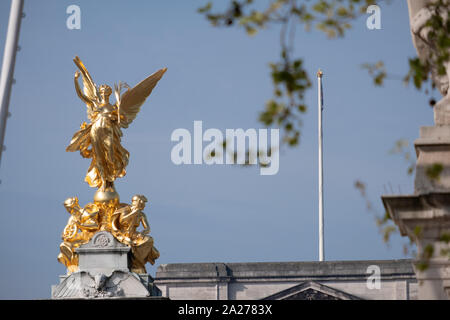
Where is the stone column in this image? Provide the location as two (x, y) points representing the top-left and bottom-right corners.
(382, 0), (450, 300)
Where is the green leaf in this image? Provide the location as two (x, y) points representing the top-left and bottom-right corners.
(245, 25), (258, 36)
(198, 2), (212, 13)
(426, 163), (444, 181)
(413, 226), (423, 238)
(440, 233), (450, 243)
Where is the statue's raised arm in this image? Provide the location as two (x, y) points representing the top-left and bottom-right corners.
(73, 56), (100, 121)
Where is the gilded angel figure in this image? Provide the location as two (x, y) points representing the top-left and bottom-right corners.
(66, 57), (166, 194)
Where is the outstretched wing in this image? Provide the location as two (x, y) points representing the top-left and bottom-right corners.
(74, 56), (99, 120)
(118, 68), (167, 128)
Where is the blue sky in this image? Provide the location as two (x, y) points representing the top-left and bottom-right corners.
(0, 0), (434, 299)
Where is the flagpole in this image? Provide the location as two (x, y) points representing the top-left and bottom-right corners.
(0, 0), (24, 168)
(317, 69), (324, 262)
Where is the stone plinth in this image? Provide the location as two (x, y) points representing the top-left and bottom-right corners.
(382, 194), (450, 299)
(382, 123), (450, 299)
(415, 126), (450, 194)
(76, 231), (130, 275)
(383, 0), (450, 295)
(51, 231), (162, 299)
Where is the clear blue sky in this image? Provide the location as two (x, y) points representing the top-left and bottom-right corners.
(0, 0), (434, 299)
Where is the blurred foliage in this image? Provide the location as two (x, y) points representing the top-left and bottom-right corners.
(354, 178), (421, 258)
(354, 180), (400, 245)
(389, 139), (415, 176)
(366, 1), (450, 92)
(439, 233), (450, 259)
(198, 0), (377, 147)
(362, 61), (386, 86)
(404, 0), (450, 90)
(416, 244), (435, 271)
(355, 138), (448, 269)
(425, 163), (444, 181)
(199, 0), (450, 268)
(441, 233), (450, 243)
(198, 0), (449, 145)
(353, 139), (417, 255)
(205, 140), (275, 167)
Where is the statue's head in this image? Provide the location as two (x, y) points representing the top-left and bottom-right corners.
(64, 197), (80, 213)
(99, 84), (112, 100)
(132, 195), (148, 210)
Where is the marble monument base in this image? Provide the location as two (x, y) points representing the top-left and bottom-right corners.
(382, 123), (450, 300)
(51, 231), (163, 299)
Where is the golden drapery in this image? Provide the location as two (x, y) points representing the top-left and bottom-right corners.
(66, 111), (130, 188)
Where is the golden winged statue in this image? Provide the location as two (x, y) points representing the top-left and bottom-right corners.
(58, 57), (165, 274)
(67, 56), (166, 200)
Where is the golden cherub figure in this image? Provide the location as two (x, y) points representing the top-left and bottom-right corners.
(67, 56), (166, 201)
(58, 197), (100, 273)
(111, 195), (160, 273)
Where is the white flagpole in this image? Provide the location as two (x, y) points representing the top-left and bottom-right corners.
(317, 69), (324, 262)
(0, 0), (24, 168)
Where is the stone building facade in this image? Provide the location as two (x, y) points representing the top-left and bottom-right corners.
(154, 259), (417, 300)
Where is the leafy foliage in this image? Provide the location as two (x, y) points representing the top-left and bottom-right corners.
(198, 0), (449, 145)
(362, 61), (387, 86)
(416, 244), (435, 271)
(365, 1), (450, 92)
(404, 0), (450, 90)
(389, 139), (415, 176)
(426, 163), (444, 181)
(353, 139), (417, 255)
(354, 180), (400, 245)
(199, 0), (450, 268)
(199, 0), (378, 147)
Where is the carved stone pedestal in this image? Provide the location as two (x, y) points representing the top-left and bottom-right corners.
(382, 193), (450, 299)
(383, 124), (450, 299)
(51, 231), (162, 299)
(381, 0), (450, 300)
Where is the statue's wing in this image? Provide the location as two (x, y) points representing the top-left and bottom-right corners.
(118, 68), (167, 128)
(73, 56), (99, 120)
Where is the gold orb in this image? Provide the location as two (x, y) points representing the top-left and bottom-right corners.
(94, 186), (120, 203)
